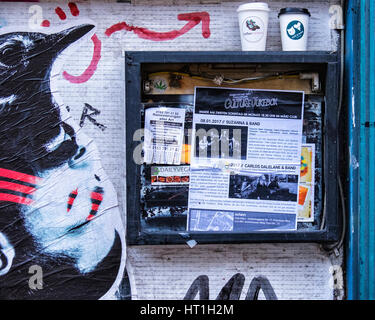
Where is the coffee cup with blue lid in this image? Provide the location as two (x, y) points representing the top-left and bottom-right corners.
(278, 7), (311, 51)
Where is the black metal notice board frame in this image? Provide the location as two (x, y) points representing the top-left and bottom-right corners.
(125, 51), (340, 245)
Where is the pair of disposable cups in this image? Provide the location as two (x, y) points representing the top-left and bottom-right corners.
(237, 3), (311, 51)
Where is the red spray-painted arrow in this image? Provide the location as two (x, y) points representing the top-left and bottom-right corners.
(105, 11), (210, 41)
(62, 34), (101, 84)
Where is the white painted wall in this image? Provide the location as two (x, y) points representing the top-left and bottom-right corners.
(0, 0), (344, 299)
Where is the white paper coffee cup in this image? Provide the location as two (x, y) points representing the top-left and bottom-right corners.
(237, 2), (270, 51)
(278, 8), (311, 51)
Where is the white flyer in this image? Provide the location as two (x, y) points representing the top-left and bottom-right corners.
(187, 87), (305, 232)
(144, 107), (185, 165)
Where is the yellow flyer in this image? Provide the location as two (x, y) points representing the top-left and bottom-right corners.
(300, 144), (314, 184)
(298, 144), (315, 222)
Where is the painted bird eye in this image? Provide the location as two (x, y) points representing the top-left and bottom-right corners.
(0, 43), (24, 67)
(1, 47), (13, 55)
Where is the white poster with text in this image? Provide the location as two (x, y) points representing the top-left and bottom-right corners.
(188, 87), (304, 232)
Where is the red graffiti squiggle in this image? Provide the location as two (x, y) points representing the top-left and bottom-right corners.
(105, 11), (211, 41)
(62, 34), (101, 84)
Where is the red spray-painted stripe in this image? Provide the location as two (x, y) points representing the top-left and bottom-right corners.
(90, 191), (103, 202)
(0, 168), (41, 184)
(68, 2), (80, 16)
(0, 193), (34, 206)
(55, 7), (67, 20)
(91, 203), (100, 212)
(86, 188), (103, 220)
(105, 22), (132, 37)
(67, 197), (76, 206)
(86, 214), (95, 221)
(105, 12), (210, 41)
(67, 189), (78, 212)
(0, 181), (36, 194)
(62, 34), (101, 84)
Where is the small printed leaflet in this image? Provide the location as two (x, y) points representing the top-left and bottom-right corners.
(144, 107), (186, 165)
(297, 144), (315, 222)
(151, 165), (190, 185)
(187, 87), (305, 232)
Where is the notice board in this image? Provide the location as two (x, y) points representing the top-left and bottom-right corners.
(125, 51), (341, 245)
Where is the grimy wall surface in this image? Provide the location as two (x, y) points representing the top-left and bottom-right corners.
(0, 0), (344, 299)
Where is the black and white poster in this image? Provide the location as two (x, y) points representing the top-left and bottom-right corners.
(188, 87), (304, 232)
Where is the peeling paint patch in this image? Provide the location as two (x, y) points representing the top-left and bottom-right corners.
(0, 17), (7, 28)
(351, 87), (355, 128)
(350, 149), (359, 170)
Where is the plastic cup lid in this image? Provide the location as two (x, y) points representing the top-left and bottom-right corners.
(278, 7), (311, 17)
(237, 2), (270, 13)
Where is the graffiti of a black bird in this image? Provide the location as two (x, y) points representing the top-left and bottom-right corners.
(0, 25), (125, 299)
